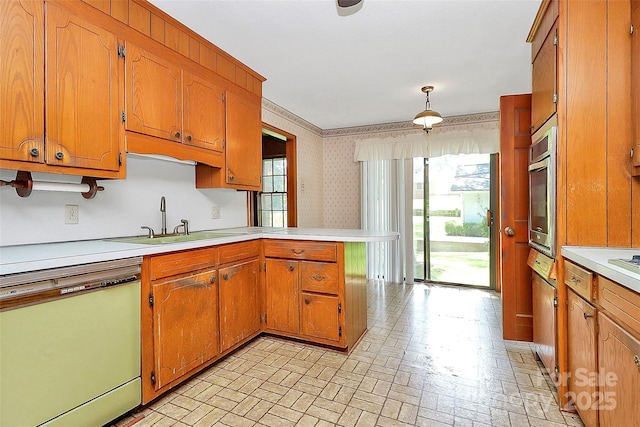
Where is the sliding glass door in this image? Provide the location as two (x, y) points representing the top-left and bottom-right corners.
(412, 154), (495, 288)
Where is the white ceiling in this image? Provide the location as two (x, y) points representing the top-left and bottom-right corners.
(149, 0), (540, 130)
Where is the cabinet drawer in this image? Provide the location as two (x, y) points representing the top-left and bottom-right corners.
(564, 260), (594, 302)
(148, 248), (217, 281)
(598, 276), (640, 336)
(218, 240), (260, 265)
(264, 240), (338, 262)
(300, 262), (339, 294)
(527, 249), (556, 282)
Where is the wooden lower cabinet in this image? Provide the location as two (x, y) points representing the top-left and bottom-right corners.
(141, 239), (367, 404)
(152, 270), (218, 389)
(219, 258), (260, 352)
(265, 259), (299, 334)
(532, 272), (557, 381)
(598, 312), (640, 427)
(300, 292), (340, 342)
(263, 240), (367, 351)
(567, 289), (597, 427)
(142, 248), (218, 403)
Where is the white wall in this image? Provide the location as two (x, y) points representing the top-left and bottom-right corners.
(0, 155), (248, 246)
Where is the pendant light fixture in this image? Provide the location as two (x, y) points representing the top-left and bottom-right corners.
(413, 85), (443, 133)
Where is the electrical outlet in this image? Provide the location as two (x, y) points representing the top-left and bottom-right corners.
(65, 205), (79, 224)
(212, 206), (221, 219)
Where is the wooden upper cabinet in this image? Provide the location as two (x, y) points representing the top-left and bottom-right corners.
(45, 2), (122, 171)
(0, 0), (44, 163)
(152, 270), (219, 390)
(225, 91), (262, 190)
(632, 0), (640, 171)
(528, 0), (558, 134)
(183, 71), (224, 152)
(126, 42), (182, 142)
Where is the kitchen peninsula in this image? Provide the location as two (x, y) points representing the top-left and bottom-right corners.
(0, 227), (398, 425)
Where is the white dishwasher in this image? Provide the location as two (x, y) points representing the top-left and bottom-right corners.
(0, 258), (142, 427)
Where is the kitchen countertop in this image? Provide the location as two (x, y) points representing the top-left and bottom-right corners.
(0, 227), (399, 276)
(562, 246), (640, 294)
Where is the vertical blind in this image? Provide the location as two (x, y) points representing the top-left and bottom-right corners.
(361, 159), (413, 283)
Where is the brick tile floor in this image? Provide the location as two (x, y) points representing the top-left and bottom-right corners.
(115, 282), (585, 427)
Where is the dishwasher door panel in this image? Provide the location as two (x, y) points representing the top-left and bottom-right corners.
(0, 281), (141, 426)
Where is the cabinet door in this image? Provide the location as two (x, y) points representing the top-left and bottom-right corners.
(46, 2), (121, 171)
(598, 313), (640, 427)
(126, 42), (182, 142)
(300, 292), (340, 342)
(0, 0), (44, 163)
(219, 258), (260, 352)
(567, 290), (597, 427)
(225, 91), (262, 189)
(632, 0), (640, 169)
(265, 259), (299, 334)
(153, 270), (218, 390)
(183, 71), (224, 152)
(532, 273), (557, 381)
(531, 21), (557, 133)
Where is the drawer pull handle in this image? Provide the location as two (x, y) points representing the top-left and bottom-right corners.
(30, 148), (39, 157)
(292, 249), (305, 255)
(55, 151), (64, 160)
(311, 275), (326, 281)
(304, 298), (310, 305)
(175, 131), (181, 138)
(210, 276), (216, 284)
(223, 273), (229, 280)
(635, 355), (640, 367)
(288, 265), (295, 272)
(583, 313), (593, 320)
(569, 276), (581, 283)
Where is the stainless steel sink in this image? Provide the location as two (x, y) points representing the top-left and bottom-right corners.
(114, 231), (238, 245)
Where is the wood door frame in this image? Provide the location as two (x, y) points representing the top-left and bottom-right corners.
(248, 123), (298, 227)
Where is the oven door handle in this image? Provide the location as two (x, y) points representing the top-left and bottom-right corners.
(528, 159), (548, 172)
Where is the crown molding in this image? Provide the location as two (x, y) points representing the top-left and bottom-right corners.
(262, 98), (323, 136)
(262, 98), (499, 138)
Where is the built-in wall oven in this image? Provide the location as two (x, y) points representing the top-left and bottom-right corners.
(529, 115), (557, 257)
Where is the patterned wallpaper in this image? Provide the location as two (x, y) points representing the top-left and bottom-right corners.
(322, 137), (360, 229)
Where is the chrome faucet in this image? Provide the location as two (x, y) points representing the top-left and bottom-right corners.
(160, 196), (167, 235)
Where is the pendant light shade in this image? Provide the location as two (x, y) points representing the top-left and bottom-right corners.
(413, 86), (443, 133)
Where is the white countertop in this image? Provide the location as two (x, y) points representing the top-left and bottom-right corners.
(0, 227), (399, 276)
(562, 246), (640, 294)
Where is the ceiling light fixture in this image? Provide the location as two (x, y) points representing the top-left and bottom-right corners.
(413, 85), (443, 133)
